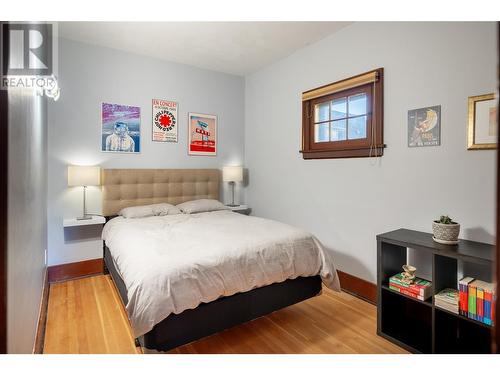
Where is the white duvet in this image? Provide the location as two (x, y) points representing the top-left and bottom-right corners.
(102, 210), (340, 337)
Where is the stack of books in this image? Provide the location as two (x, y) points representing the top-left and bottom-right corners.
(389, 273), (432, 301)
(459, 277), (495, 326)
(435, 288), (459, 314)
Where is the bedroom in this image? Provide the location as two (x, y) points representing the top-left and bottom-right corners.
(1, 0), (500, 371)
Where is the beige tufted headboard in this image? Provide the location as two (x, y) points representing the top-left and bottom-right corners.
(101, 169), (220, 216)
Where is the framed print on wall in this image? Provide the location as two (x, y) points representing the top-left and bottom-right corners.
(408, 105), (441, 147)
(152, 99), (178, 142)
(467, 93), (497, 150)
(101, 102), (141, 153)
(188, 112), (217, 156)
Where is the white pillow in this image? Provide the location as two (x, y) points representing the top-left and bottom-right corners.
(150, 203), (182, 216)
(176, 199), (228, 214)
(119, 203), (181, 218)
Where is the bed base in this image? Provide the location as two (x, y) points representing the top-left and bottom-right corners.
(103, 245), (322, 352)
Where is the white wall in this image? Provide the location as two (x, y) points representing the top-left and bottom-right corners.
(47, 38), (245, 266)
(245, 22), (497, 283)
(8, 90), (47, 353)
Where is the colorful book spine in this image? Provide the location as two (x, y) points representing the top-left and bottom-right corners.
(492, 293), (495, 325)
(477, 287), (484, 323)
(459, 277), (474, 317)
(459, 282), (464, 315)
(457, 278), (496, 326)
(468, 284), (477, 320)
(484, 290), (492, 326)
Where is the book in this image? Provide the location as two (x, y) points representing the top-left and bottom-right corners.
(388, 282), (428, 297)
(435, 288), (459, 314)
(435, 300), (459, 314)
(389, 273), (432, 299)
(435, 288), (459, 304)
(389, 284), (425, 301)
(477, 287), (484, 323)
(474, 280), (495, 326)
(389, 283), (428, 300)
(390, 273), (432, 289)
(389, 281), (430, 299)
(484, 293), (491, 325)
(468, 282), (477, 320)
(459, 277), (474, 317)
(492, 292), (496, 325)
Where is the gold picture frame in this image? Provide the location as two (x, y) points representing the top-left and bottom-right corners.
(467, 93), (497, 150)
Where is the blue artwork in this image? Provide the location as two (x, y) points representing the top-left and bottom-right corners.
(101, 102), (141, 153)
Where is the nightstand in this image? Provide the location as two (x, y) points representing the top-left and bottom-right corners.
(226, 204), (251, 215)
(63, 215), (106, 227)
(56, 216), (106, 282)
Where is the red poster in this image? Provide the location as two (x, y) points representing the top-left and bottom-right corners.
(188, 112), (217, 156)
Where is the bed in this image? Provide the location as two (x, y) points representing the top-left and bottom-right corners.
(101, 168), (340, 352)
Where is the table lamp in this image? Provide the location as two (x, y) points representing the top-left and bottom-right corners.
(222, 166), (243, 207)
(68, 165), (101, 220)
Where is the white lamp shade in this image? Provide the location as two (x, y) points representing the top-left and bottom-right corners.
(222, 166), (243, 182)
(68, 165), (101, 187)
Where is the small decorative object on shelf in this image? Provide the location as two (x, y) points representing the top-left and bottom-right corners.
(459, 277), (495, 326)
(389, 271), (432, 301)
(401, 264), (416, 284)
(432, 215), (460, 244)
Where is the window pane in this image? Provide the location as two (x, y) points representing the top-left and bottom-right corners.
(331, 98), (347, 120)
(348, 116), (367, 139)
(331, 120), (346, 141)
(348, 93), (367, 116)
(314, 123), (330, 142)
(314, 102), (329, 123)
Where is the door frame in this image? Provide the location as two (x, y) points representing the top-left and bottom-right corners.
(0, 23), (8, 353)
(495, 21), (500, 354)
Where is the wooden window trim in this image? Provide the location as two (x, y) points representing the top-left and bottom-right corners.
(300, 68), (384, 159)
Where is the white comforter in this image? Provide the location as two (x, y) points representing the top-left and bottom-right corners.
(102, 210), (340, 337)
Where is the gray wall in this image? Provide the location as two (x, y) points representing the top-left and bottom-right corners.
(244, 22), (497, 283)
(47, 38), (245, 266)
(8, 90), (47, 353)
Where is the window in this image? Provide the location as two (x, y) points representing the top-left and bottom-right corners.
(301, 68), (384, 159)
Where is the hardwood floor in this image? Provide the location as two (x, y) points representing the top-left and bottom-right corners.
(44, 275), (138, 354)
(44, 275), (407, 354)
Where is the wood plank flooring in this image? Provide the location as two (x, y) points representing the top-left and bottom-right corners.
(44, 275), (138, 354)
(44, 275), (407, 354)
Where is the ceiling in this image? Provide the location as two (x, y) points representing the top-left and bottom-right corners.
(58, 22), (351, 76)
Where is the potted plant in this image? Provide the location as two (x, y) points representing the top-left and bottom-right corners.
(432, 215), (460, 244)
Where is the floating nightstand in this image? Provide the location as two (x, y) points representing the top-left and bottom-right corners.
(226, 204), (251, 215)
(63, 215), (105, 228)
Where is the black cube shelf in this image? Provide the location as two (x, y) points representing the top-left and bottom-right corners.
(377, 228), (494, 354)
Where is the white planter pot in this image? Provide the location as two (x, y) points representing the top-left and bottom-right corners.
(432, 221), (460, 243)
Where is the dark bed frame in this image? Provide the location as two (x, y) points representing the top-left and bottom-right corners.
(103, 244), (322, 352)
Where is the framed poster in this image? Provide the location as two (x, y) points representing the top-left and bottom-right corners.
(408, 105), (441, 147)
(152, 99), (178, 142)
(467, 93), (497, 150)
(188, 112), (217, 156)
(101, 102), (141, 153)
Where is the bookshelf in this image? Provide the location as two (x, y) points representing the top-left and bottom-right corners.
(377, 228), (494, 354)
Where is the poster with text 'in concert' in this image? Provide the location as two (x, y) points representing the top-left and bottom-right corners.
(152, 99), (178, 142)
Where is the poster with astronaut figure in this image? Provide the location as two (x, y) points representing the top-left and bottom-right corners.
(101, 102), (141, 153)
